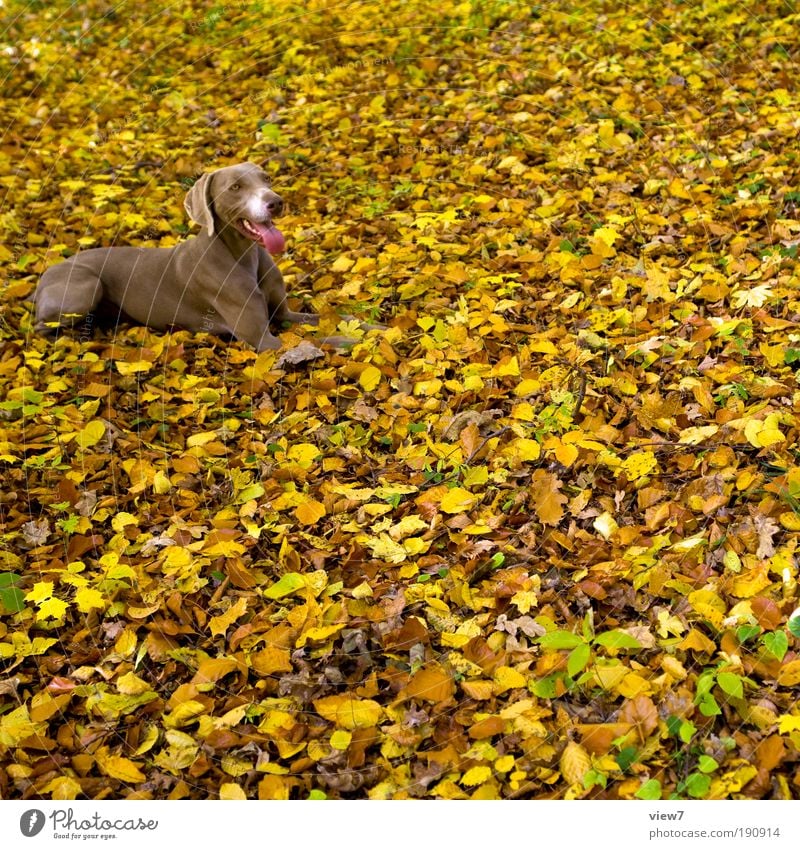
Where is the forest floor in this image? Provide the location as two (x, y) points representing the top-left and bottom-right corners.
(1, 0), (800, 800)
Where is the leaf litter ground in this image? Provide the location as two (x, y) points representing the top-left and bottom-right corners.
(1, 0), (800, 800)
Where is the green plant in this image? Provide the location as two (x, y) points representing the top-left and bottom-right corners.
(0, 574), (25, 613)
(531, 612), (642, 697)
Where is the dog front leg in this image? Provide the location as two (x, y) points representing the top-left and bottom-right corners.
(257, 253), (319, 328)
(214, 285), (282, 352)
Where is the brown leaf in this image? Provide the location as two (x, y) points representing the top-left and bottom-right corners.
(620, 695), (658, 741)
(276, 341), (324, 367)
(751, 596), (782, 631)
(530, 469), (567, 526)
(468, 716), (505, 739)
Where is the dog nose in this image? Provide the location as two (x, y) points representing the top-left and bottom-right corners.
(266, 194), (283, 216)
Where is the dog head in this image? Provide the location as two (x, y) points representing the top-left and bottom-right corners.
(184, 163), (285, 253)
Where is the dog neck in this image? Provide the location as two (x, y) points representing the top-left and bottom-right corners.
(206, 224), (260, 264)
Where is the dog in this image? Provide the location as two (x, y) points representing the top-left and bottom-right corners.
(33, 162), (319, 351)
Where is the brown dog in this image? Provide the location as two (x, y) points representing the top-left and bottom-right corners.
(33, 163), (318, 351)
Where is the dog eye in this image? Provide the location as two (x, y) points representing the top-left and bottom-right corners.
(230, 183), (241, 191)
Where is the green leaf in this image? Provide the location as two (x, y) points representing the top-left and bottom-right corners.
(530, 674), (560, 699)
(582, 769), (606, 790)
(0, 587), (24, 608)
(697, 755), (718, 774)
(666, 715), (682, 738)
(784, 348), (800, 365)
(538, 631), (585, 650)
(736, 624), (760, 644)
(307, 789), (327, 800)
(717, 671), (744, 699)
(762, 631), (788, 661)
(698, 693), (721, 717)
(678, 719), (697, 744)
(593, 630), (641, 650)
(788, 612), (800, 639)
(635, 779), (662, 800)
(263, 572), (306, 600)
(615, 746), (638, 773)
(684, 772), (711, 798)
(567, 642), (592, 678)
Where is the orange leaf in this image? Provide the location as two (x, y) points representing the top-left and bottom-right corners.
(295, 499), (326, 525)
(620, 694), (658, 741)
(530, 469), (567, 526)
(251, 647), (293, 676)
(469, 715), (505, 739)
(406, 664), (455, 703)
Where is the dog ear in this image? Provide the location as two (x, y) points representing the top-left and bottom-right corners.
(184, 172), (215, 236)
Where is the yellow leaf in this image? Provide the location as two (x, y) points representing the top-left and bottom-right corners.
(777, 660), (800, 686)
(688, 589), (726, 629)
(163, 700), (206, 729)
(97, 753), (146, 783)
(26, 581), (55, 604)
(620, 451), (658, 481)
(74, 419), (106, 450)
(297, 623), (346, 647)
(251, 646), (292, 675)
(313, 695), (383, 729)
(0, 705), (45, 746)
(209, 596), (248, 637)
(37, 596), (69, 620)
(115, 360), (152, 375)
(593, 226), (621, 248)
(708, 765), (758, 799)
(43, 776), (83, 800)
(729, 564), (772, 598)
(461, 765), (492, 786)
(111, 512), (137, 532)
(507, 437), (541, 462)
(295, 498), (326, 525)
(219, 783), (247, 800)
(114, 629), (138, 659)
(331, 256), (353, 272)
(593, 512), (618, 540)
(491, 356), (520, 377)
(263, 572), (306, 599)
(117, 672), (153, 695)
(364, 532), (407, 563)
(286, 443), (321, 469)
(745, 415), (785, 448)
(777, 715), (800, 734)
(493, 666), (526, 693)
(330, 730), (352, 750)
(74, 587), (106, 613)
(153, 470), (172, 494)
(560, 741), (591, 785)
(440, 487), (478, 514)
(359, 365), (382, 391)
(496, 755), (515, 773)
(544, 437), (579, 467)
(193, 658), (240, 685)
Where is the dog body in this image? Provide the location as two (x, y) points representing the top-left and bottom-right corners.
(34, 163), (317, 351)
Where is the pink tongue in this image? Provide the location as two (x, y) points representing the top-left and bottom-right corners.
(250, 221), (285, 254)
